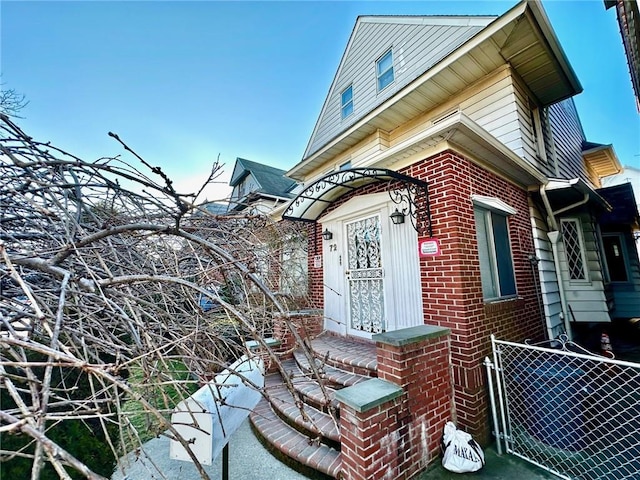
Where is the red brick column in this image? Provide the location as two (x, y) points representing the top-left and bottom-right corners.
(272, 309), (323, 359)
(375, 325), (453, 478)
(335, 325), (452, 480)
(335, 379), (404, 480)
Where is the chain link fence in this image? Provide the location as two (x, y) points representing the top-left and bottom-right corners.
(487, 336), (640, 480)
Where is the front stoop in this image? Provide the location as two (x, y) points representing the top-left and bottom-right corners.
(250, 334), (377, 479)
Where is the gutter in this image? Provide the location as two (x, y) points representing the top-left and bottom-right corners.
(540, 185), (570, 343)
(539, 183), (572, 340)
(538, 179), (606, 341)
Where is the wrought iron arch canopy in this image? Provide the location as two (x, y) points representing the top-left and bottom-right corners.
(283, 168), (432, 236)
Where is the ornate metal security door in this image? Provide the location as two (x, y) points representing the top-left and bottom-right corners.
(346, 214), (385, 334)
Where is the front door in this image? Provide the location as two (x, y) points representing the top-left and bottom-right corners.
(345, 214), (386, 334)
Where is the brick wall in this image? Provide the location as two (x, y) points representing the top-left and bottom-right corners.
(305, 149), (546, 444)
(408, 151), (546, 442)
(307, 223), (324, 308)
(337, 326), (452, 480)
(272, 310), (324, 360)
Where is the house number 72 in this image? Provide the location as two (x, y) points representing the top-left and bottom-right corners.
(329, 243), (337, 252)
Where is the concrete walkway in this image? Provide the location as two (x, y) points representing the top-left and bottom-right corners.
(111, 419), (310, 480)
(112, 419), (560, 480)
(420, 446), (559, 479)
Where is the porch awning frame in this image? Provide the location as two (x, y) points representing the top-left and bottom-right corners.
(282, 167), (432, 236)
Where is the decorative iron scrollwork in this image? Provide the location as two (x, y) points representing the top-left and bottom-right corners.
(283, 168), (432, 236)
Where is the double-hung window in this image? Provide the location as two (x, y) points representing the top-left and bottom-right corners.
(341, 85), (353, 119)
(376, 49), (394, 91)
(473, 197), (517, 300)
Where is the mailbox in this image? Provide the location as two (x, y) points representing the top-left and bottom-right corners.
(170, 355), (264, 465)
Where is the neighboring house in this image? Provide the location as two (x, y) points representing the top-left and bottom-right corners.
(226, 157), (308, 298)
(252, 1), (640, 471)
(605, 0), (640, 110)
(600, 166), (640, 318)
(227, 157), (298, 214)
(199, 202), (228, 216)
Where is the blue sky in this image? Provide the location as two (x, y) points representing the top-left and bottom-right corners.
(2, 1), (639, 202)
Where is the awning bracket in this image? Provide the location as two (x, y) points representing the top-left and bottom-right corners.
(283, 168), (432, 236)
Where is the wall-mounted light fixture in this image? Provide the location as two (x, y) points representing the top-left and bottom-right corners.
(390, 208), (405, 225)
(322, 228), (333, 240)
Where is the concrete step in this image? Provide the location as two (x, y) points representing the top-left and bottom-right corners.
(250, 398), (342, 479)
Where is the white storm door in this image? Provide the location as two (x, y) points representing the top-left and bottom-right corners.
(345, 214), (386, 335)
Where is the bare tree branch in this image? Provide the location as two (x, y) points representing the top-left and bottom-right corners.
(0, 116), (320, 479)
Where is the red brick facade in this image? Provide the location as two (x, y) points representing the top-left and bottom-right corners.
(309, 149), (546, 443)
(338, 326), (452, 480)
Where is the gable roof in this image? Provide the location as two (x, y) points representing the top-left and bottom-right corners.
(301, 15), (495, 161)
(229, 157), (297, 199)
(290, 1), (582, 180)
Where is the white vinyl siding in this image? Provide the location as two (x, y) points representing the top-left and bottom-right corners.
(305, 17), (490, 158)
(529, 199), (564, 338)
(547, 99), (591, 182)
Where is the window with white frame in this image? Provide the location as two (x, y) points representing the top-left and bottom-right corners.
(473, 197), (517, 300)
(341, 85), (353, 119)
(376, 49), (394, 91)
(560, 219), (588, 281)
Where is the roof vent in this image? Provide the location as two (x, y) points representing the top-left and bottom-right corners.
(431, 108), (460, 126)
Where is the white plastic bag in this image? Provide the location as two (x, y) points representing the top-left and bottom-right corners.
(441, 421), (485, 473)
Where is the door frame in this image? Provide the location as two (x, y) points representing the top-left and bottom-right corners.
(321, 193), (395, 339)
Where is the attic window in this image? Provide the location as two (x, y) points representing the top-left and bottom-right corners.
(341, 85), (353, 119)
(376, 49), (394, 91)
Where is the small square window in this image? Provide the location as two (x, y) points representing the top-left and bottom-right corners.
(341, 85), (353, 119)
(376, 49), (394, 91)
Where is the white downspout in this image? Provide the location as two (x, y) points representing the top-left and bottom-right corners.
(539, 184), (572, 340)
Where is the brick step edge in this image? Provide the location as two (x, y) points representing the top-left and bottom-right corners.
(250, 398), (342, 479)
(308, 335), (378, 376)
(281, 359), (340, 414)
(265, 374), (341, 448)
(293, 349), (374, 388)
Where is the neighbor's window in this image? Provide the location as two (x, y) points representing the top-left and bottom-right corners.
(474, 204), (517, 300)
(603, 234), (629, 282)
(376, 49), (394, 91)
(341, 85), (353, 119)
(560, 219), (587, 281)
